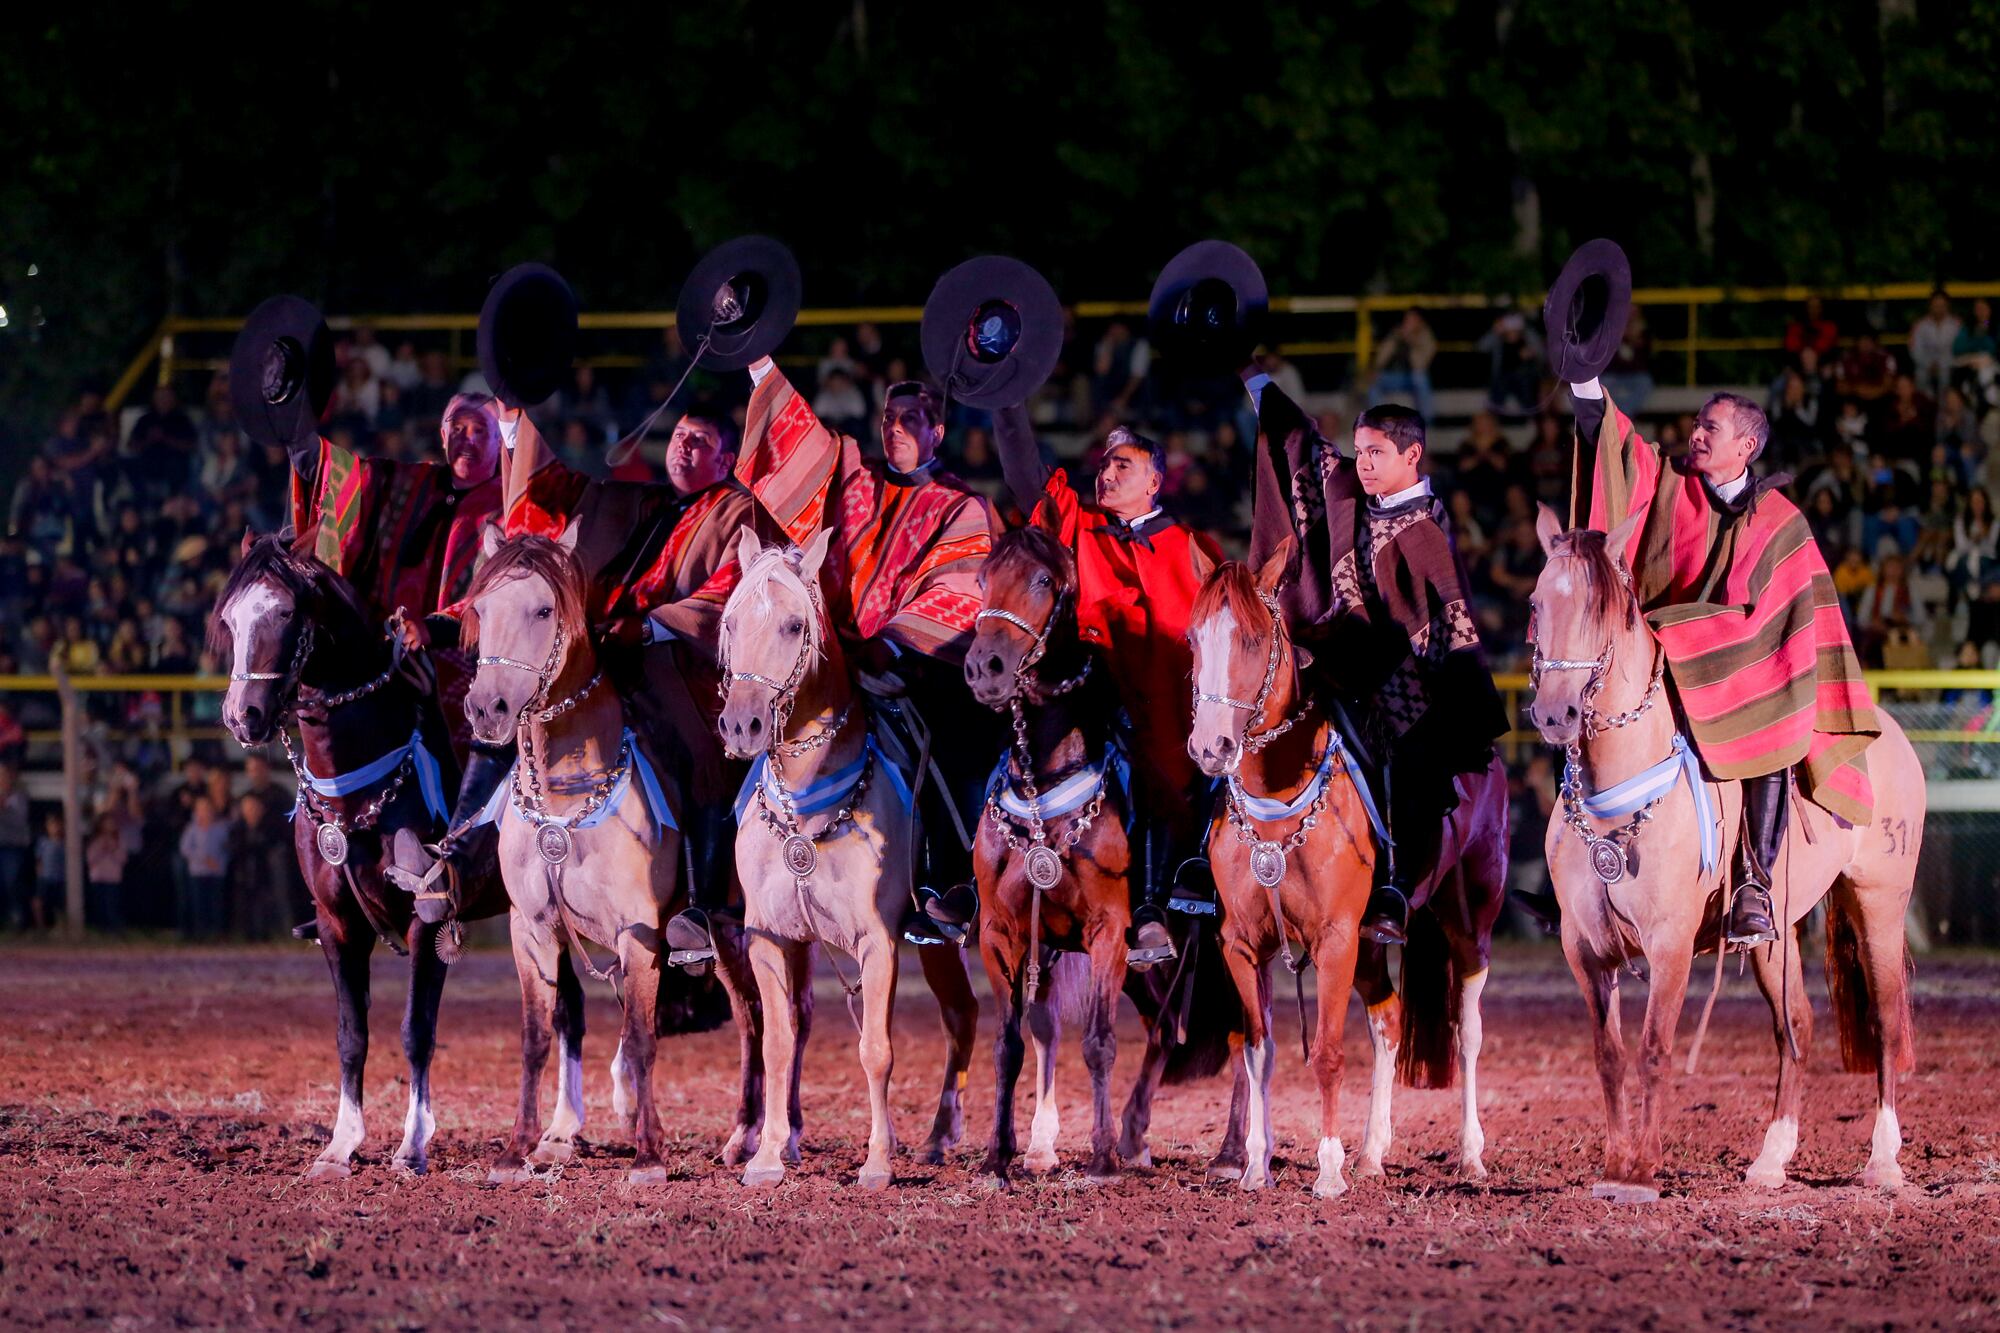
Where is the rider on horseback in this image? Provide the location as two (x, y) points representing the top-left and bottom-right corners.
(1243, 364), (1509, 946)
(991, 408), (1223, 969)
(733, 357), (1003, 946)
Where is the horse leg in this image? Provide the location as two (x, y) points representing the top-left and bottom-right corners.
(918, 940), (978, 1163)
(1353, 943), (1400, 1179)
(741, 933), (802, 1188)
(391, 923), (448, 1175)
(492, 908), (560, 1184)
(711, 923), (764, 1167)
(1449, 840), (1502, 1181)
(1624, 942), (1694, 1199)
(784, 941), (812, 1165)
(1021, 964), (1063, 1174)
(1744, 932), (1812, 1189)
(854, 932), (900, 1191)
(1081, 925), (1127, 1181)
(1222, 936), (1276, 1192)
(979, 931), (1026, 1183)
(1566, 931), (1634, 1190)
(1116, 993), (1171, 1169)
(308, 924), (374, 1181)
(534, 949), (587, 1165)
(1207, 1037), (1251, 1182)
(619, 929), (669, 1184)
(1847, 873), (1916, 1190)
(1309, 926), (1362, 1198)
(1454, 964), (1491, 1180)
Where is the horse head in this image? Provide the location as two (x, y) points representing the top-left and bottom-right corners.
(209, 532), (363, 746)
(1185, 539), (1292, 777)
(1526, 504), (1644, 746)
(461, 525), (588, 745)
(716, 525), (836, 760)
(964, 520), (1079, 709)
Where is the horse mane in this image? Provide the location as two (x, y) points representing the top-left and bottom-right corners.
(988, 525), (1078, 597)
(1188, 560), (1271, 649)
(459, 534), (589, 654)
(1544, 528), (1638, 631)
(206, 535), (369, 664)
(719, 540), (830, 673)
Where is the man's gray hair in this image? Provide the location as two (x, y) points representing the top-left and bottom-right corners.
(1105, 425), (1166, 478)
(1706, 391), (1771, 460)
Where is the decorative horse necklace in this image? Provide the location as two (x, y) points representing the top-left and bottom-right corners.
(482, 625), (614, 867)
(1534, 637), (1677, 885)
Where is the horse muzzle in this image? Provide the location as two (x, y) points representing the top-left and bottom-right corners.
(1529, 696), (1583, 747)
(1188, 730), (1239, 778)
(717, 703), (769, 760)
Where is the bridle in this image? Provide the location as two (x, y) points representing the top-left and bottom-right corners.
(227, 591), (401, 723)
(476, 621), (605, 728)
(720, 569), (845, 757)
(975, 580), (1091, 703)
(1191, 588), (1312, 758)
(1527, 553), (1665, 740)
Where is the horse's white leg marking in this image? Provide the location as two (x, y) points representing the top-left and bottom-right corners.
(312, 1089), (365, 1178)
(534, 1033), (586, 1163)
(610, 1037), (636, 1132)
(393, 1083), (434, 1174)
(1314, 1135), (1348, 1199)
(1862, 1105), (1905, 1190)
(1023, 998), (1061, 1172)
(1358, 998), (1397, 1178)
(1240, 1019), (1276, 1191)
(1745, 1115), (1799, 1189)
(1458, 967), (1489, 1179)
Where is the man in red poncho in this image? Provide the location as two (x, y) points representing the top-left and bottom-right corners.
(993, 408), (1222, 967)
(735, 356), (1003, 943)
(1568, 376), (1879, 945)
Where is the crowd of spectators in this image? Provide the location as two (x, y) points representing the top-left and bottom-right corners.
(7, 291), (2000, 934)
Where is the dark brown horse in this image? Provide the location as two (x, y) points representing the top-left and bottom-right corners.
(965, 526), (1234, 1182)
(211, 535), (508, 1180)
(1187, 544), (1509, 1195)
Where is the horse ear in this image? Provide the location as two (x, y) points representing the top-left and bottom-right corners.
(1535, 503), (1565, 556)
(555, 520), (581, 553)
(1189, 536), (1219, 586)
(1606, 508), (1643, 579)
(239, 528), (256, 560)
(1254, 535), (1293, 595)
(798, 525), (834, 581)
(735, 524), (764, 569)
(1031, 499), (1064, 539)
(480, 519), (505, 560)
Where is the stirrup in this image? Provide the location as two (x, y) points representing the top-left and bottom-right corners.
(1361, 883), (1410, 947)
(1725, 882), (1778, 949)
(665, 908), (719, 970)
(903, 892), (964, 946)
(1128, 922), (1178, 972)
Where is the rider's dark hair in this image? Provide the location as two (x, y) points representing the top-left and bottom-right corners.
(1353, 403), (1427, 455)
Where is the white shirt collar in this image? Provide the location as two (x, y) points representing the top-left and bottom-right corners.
(1370, 478), (1433, 510)
(1711, 470), (1751, 503)
(1118, 506), (1164, 529)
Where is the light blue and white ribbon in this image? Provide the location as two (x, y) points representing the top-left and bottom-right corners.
(735, 734), (912, 824)
(985, 736), (1130, 824)
(293, 728), (448, 823)
(1228, 730), (1390, 847)
(476, 727), (677, 835)
(1569, 732), (1719, 875)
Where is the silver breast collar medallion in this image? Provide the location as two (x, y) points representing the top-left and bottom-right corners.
(536, 821), (574, 867)
(1250, 840), (1287, 889)
(783, 833), (818, 878)
(1025, 845), (1063, 891)
(1589, 837), (1627, 885)
(316, 822), (350, 867)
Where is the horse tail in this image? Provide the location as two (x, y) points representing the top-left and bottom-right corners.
(1396, 905), (1461, 1089)
(1823, 874), (1914, 1075)
(656, 964), (732, 1036)
(1161, 919), (1237, 1085)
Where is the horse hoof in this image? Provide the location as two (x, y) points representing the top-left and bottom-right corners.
(1239, 1170), (1271, 1193)
(1125, 1146), (1153, 1170)
(629, 1164), (670, 1186)
(1460, 1157), (1489, 1182)
(1744, 1164), (1787, 1190)
(721, 1129), (752, 1168)
(487, 1164), (535, 1186)
(1313, 1173), (1349, 1200)
(1206, 1162), (1245, 1183)
(856, 1166), (893, 1192)
(530, 1140), (575, 1166)
(979, 1173), (1009, 1192)
(1354, 1155), (1386, 1180)
(1021, 1151), (1059, 1175)
(919, 1142), (950, 1166)
(1084, 1158), (1120, 1184)
(304, 1159), (352, 1183)
(1861, 1162), (1906, 1191)
(391, 1155), (427, 1178)
(741, 1162), (786, 1189)
(1590, 1180), (1660, 1205)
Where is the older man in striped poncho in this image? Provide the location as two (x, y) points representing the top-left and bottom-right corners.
(735, 357), (1003, 943)
(1570, 379), (1879, 946)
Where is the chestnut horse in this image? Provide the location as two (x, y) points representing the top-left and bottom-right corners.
(1528, 507), (1922, 1199)
(963, 526), (1235, 1183)
(212, 535), (507, 1180)
(717, 527), (980, 1190)
(1187, 545), (1509, 1195)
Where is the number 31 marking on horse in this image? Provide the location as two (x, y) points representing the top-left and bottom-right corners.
(1879, 817), (1913, 856)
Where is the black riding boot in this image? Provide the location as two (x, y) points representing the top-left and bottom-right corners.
(912, 783), (979, 945)
(1359, 758), (1411, 947)
(388, 741), (513, 925)
(1128, 816), (1179, 971)
(1727, 770), (1788, 948)
(666, 804), (735, 970)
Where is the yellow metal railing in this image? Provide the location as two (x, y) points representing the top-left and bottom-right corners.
(107, 279), (2000, 412)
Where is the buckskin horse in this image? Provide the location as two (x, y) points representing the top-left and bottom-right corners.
(460, 527), (770, 1184)
(717, 527), (980, 1190)
(1186, 543), (1508, 1196)
(211, 534), (508, 1180)
(961, 525), (1234, 1184)
(1528, 507), (1923, 1199)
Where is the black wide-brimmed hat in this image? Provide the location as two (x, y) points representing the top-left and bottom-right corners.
(1148, 240), (1269, 372)
(919, 256), (1064, 411)
(230, 295), (337, 448)
(676, 235), (802, 371)
(478, 263), (579, 408)
(1544, 238), (1632, 383)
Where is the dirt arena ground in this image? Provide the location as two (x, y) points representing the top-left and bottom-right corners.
(2, 940), (1997, 1330)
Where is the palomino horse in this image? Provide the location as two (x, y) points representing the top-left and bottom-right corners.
(717, 527), (980, 1190)
(1186, 545), (1509, 1195)
(211, 535), (507, 1180)
(1527, 508), (1922, 1199)
(962, 526), (1235, 1183)
(461, 528), (767, 1183)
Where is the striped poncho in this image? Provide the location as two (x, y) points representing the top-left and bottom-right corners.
(735, 366), (998, 663)
(1587, 394), (1878, 825)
